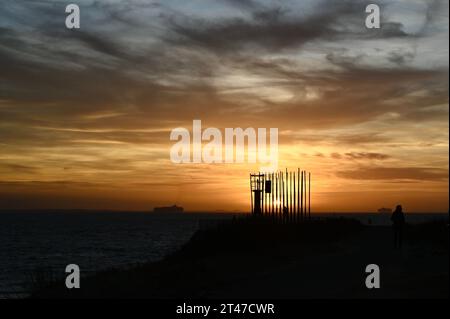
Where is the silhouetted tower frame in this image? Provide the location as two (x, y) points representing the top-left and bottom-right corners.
(250, 169), (312, 222)
(250, 173), (265, 215)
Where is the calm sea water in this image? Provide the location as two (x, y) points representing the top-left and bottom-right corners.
(0, 211), (234, 297)
(0, 211), (447, 297)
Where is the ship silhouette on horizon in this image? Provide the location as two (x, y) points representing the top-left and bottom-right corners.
(153, 204), (184, 213)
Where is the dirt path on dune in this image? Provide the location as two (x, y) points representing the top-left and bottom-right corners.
(208, 226), (448, 298)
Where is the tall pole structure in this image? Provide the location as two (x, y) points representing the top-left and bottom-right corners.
(250, 173), (253, 214)
(267, 173), (270, 215)
(302, 171), (304, 219)
(289, 171), (292, 216)
(263, 173), (266, 215)
(270, 172), (273, 216)
(271, 172), (274, 216)
(303, 171), (306, 218)
(275, 173), (278, 216)
(279, 171), (282, 218)
(297, 168), (300, 221)
(279, 172), (282, 217)
(278, 171), (281, 216)
(292, 171), (295, 222)
(286, 168), (289, 208)
(280, 172), (283, 216)
(282, 172), (285, 217)
(309, 172), (311, 220)
(268, 172), (271, 215)
(288, 171), (290, 221)
(285, 168), (288, 222)
(300, 170), (303, 220)
(293, 170), (296, 222)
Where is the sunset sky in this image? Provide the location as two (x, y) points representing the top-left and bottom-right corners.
(0, 0), (448, 212)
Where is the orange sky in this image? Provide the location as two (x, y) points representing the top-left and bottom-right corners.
(0, 0), (448, 212)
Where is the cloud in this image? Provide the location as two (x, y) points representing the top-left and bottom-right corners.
(337, 166), (449, 181)
(387, 50), (415, 65)
(331, 153), (342, 159)
(221, 0), (260, 11)
(329, 152), (392, 160)
(164, 1), (411, 54)
(344, 152), (390, 160)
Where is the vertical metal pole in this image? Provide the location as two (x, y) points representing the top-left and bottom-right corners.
(262, 173), (265, 216)
(266, 172), (269, 216)
(266, 172), (268, 215)
(258, 172), (264, 215)
(286, 169), (291, 220)
(275, 173), (278, 216)
(277, 172), (280, 218)
(287, 171), (289, 221)
(297, 168), (300, 221)
(301, 170), (304, 220)
(283, 171), (285, 221)
(271, 172), (274, 216)
(278, 172), (281, 220)
(309, 172), (311, 220)
(280, 171), (283, 219)
(250, 174), (253, 214)
(257, 176), (260, 215)
(288, 171), (291, 217)
(291, 172), (294, 221)
(289, 171), (292, 221)
(292, 171), (296, 221)
(266, 173), (272, 214)
(301, 171), (304, 218)
(292, 171), (295, 222)
(266, 175), (268, 217)
(304, 171), (306, 218)
(267, 172), (270, 216)
(282, 172), (285, 220)
(287, 171), (289, 218)
(285, 168), (288, 210)
(278, 171), (281, 218)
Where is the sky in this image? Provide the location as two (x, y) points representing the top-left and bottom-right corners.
(0, 0), (448, 212)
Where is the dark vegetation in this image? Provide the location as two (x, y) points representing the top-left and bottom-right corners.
(31, 217), (448, 299)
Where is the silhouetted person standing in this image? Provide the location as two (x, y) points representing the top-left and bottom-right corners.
(391, 205), (405, 248)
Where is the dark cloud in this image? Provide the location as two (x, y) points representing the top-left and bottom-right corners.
(164, 1), (400, 54)
(387, 50), (415, 65)
(331, 153), (342, 159)
(311, 152), (391, 160)
(0, 163), (37, 174)
(337, 166), (449, 181)
(369, 22), (408, 38)
(315, 152), (325, 158)
(278, 130), (394, 146)
(221, 0), (260, 11)
(343, 152), (390, 160)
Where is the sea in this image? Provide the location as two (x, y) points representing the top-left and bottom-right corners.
(0, 211), (447, 298)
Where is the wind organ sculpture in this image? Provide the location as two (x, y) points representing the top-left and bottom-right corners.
(250, 169), (311, 222)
